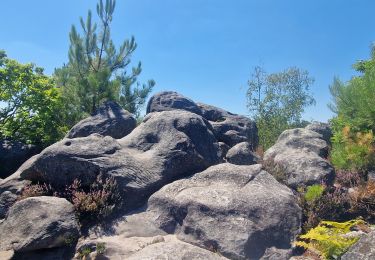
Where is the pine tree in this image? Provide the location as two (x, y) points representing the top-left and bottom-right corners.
(55, 0), (154, 118)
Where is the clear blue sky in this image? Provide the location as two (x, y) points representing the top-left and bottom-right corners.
(1, 0), (375, 122)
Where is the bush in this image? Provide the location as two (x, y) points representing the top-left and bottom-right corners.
(304, 185), (325, 203)
(19, 182), (54, 200)
(300, 186), (352, 231)
(295, 219), (366, 260)
(19, 174), (122, 222)
(66, 174), (122, 221)
(335, 169), (364, 188)
(350, 181), (375, 221)
(330, 124), (375, 171)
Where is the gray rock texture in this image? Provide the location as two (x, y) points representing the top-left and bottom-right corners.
(305, 121), (332, 143)
(15, 110), (220, 211)
(145, 91), (258, 148)
(146, 91), (202, 115)
(342, 231), (375, 260)
(0, 140), (40, 179)
(66, 101), (136, 139)
(146, 163), (301, 260)
(0, 196), (79, 252)
(226, 142), (259, 165)
(263, 128), (335, 188)
(197, 102), (258, 148)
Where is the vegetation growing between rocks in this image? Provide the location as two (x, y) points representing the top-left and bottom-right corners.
(295, 219), (366, 259)
(20, 174), (122, 223)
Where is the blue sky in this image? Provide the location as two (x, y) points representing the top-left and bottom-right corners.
(1, 0), (375, 122)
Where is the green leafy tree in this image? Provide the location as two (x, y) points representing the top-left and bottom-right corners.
(329, 46), (375, 170)
(0, 51), (67, 147)
(55, 0), (154, 119)
(247, 66), (315, 149)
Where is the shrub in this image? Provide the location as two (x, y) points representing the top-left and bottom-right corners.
(65, 174), (122, 221)
(300, 187), (352, 231)
(295, 219), (366, 260)
(350, 181), (375, 221)
(330, 124), (375, 171)
(19, 182), (54, 200)
(335, 169), (363, 188)
(18, 174), (122, 222)
(304, 185), (325, 203)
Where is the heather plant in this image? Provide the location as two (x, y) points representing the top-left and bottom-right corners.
(19, 182), (54, 200)
(18, 174), (122, 222)
(65, 174), (122, 221)
(335, 169), (363, 188)
(350, 180), (375, 221)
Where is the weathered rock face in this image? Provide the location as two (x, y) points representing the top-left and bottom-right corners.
(126, 235), (228, 260)
(66, 101), (136, 139)
(226, 142), (259, 165)
(305, 121), (332, 143)
(145, 163), (301, 260)
(197, 102), (258, 148)
(0, 140), (40, 179)
(0, 196), (79, 252)
(146, 91), (258, 149)
(264, 128), (335, 189)
(341, 231), (375, 260)
(16, 110), (220, 211)
(146, 91), (202, 115)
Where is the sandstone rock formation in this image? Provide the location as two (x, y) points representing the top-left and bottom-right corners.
(0, 196), (79, 253)
(263, 128), (335, 188)
(66, 101), (136, 139)
(225, 142), (259, 165)
(342, 230), (375, 260)
(146, 91), (258, 149)
(144, 163), (301, 259)
(16, 110), (220, 211)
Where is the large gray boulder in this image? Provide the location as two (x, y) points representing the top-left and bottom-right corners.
(0, 196), (79, 252)
(263, 128), (335, 189)
(305, 121), (332, 143)
(197, 103), (258, 148)
(0, 140), (40, 179)
(66, 101), (136, 139)
(225, 142), (259, 165)
(341, 231), (375, 260)
(145, 163), (301, 260)
(15, 110), (220, 211)
(146, 91), (258, 149)
(146, 91), (202, 115)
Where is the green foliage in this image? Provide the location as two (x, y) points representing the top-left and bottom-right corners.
(247, 66), (315, 149)
(295, 219), (365, 259)
(304, 185), (325, 203)
(329, 46), (375, 171)
(0, 51), (68, 146)
(96, 242), (106, 255)
(55, 0), (154, 119)
(330, 121), (375, 170)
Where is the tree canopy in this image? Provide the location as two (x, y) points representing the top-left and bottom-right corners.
(247, 66), (315, 149)
(55, 0), (154, 118)
(0, 51), (67, 146)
